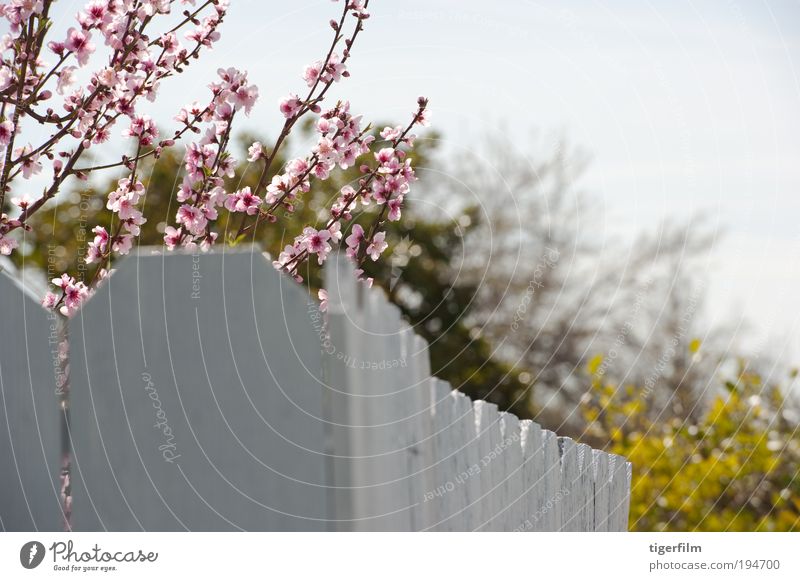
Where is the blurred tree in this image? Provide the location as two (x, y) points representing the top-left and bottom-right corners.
(427, 131), (730, 435)
(360, 204), (531, 417)
(582, 350), (800, 531)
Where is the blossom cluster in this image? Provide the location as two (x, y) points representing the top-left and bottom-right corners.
(1, 0), (429, 322)
(164, 66), (258, 251)
(0, 0), (231, 307)
(269, 97), (427, 283)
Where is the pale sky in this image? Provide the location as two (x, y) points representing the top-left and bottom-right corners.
(39, 1), (800, 365)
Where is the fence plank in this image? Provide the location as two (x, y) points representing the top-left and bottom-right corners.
(592, 449), (611, 532)
(451, 390), (479, 531)
(0, 270), (63, 531)
(517, 420), (542, 531)
(407, 333), (436, 531)
(558, 437), (579, 531)
(424, 378), (449, 530)
(69, 248), (329, 531)
(323, 252), (370, 531)
(608, 454), (632, 531)
(499, 412), (523, 531)
(577, 442), (594, 532)
(541, 429), (561, 531)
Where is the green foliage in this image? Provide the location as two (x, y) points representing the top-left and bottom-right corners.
(583, 353), (800, 531)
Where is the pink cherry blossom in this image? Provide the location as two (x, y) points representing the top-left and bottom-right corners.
(0, 233), (17, 255)
(64, 27), (94, 66)
(123, 115), (159, 145)
(0, 120), (15, 148)
(56, 66), (77, 95)
(111, 234), (133, 255)
(163, 226), (182, 250)
(345, 223), (364, 259)
(366, 231), (388, 261)
(224, 187), (262, 215)
(380, 125), (403, 141)
(302, 227), (332, 264)
(11, 194), (31, 209)
(387, 197), (403, 221)
(15, 145), (42, 178)
(247, 141), (264, 162)
(41, 292), (59, 310)
(279, 93), (302, 118)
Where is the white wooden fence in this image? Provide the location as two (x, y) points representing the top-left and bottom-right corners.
(0, 248), (631, 531)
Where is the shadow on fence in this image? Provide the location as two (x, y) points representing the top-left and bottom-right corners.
(0, 247), (631, 531)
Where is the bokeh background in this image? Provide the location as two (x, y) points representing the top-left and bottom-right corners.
(7, 0), (800, 531)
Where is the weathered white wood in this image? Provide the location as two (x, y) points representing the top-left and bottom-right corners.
(517, 420), (542, 531)
(558, 437), (579, 531)
(592, 449), (611, 531)
(322, 308), (358, 530)
(441, 385), (463, 531)
(0, 270), (63, 531)
(541, 429), (561, 531)
(372, 297), (413, 531)
(426, 378), (453, 530)
(348, 288), (397, 530)
(607, 453), (631, 531)
(472, 400), (503, 530)
(69, 247), (329, 531)
(394, 325), (421, 531)
(451, 390), (479, 531)
(499, 412), (523, 531)
(406, 333), (437, 531)
(621, 460), (633, 531)
(320, 252), (359, 530)
(577, 442), (594, 532)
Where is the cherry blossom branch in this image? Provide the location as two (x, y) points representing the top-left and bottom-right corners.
(1, 0), (429, 322)
(251, 0), (370, 198)
(0, 0), (228, 260)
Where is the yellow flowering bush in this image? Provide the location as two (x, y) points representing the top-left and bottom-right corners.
(582, 353), (800, 531)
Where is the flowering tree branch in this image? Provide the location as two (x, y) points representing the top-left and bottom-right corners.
(0, 0), (429, 319)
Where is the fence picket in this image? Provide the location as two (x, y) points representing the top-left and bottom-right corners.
(451, 390), (479, 531)
(541, 430), (561, 531)
(608, 454), (632, 531)
(577, 443), (594, 532)
(592, 449), (611, 532)
(517, 420), (542, 531)
(499, 412), (523, 531)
